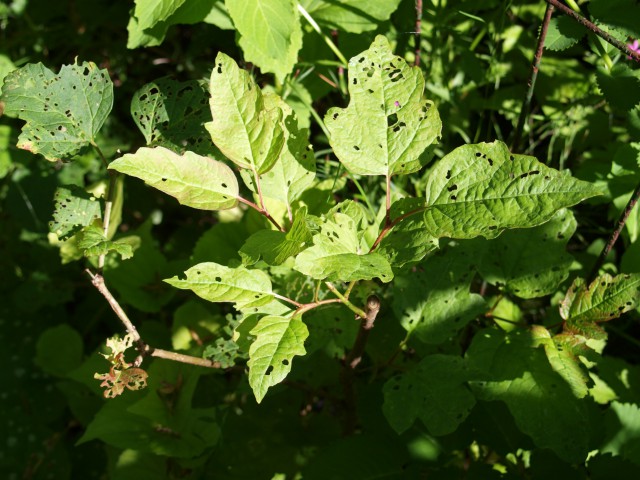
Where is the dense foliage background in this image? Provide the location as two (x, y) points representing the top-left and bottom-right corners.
(2, 0), (640, 478)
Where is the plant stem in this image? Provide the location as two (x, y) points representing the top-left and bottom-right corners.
(588, 180), (640, 283)
(295, 298), (343, 317)
(512, 3), (554, 151)
(86, 269), (221, 369)
(272, 292), (303, 308)
(98, 171), (119, 270)
(237, 195), (285, 232)
(297, 4), (349, 66)
(340, 295), (381, 435)
(545, 0), (640, 63)
(325, 282), (368, 318)
(414, 0), (423, 66)
(369, 205), (427, 252)
(385, 174), (392, 226)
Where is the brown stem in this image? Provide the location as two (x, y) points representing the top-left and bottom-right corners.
(546, 0), (640, 63)
(512, 3), (554, 151)
(588, 180), (640, 283)
(340, 295), (381, 435)
(86, 269), (221, 369)
(414, 0), (423, 67)
(237, 195), (285, 232)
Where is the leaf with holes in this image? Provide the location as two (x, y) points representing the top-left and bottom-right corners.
(109, 146), (238, 211)
(131, 78), (217, 155)
(240, 93), (315, 213)
(49, 185), (102, 240)
(294, 211), (393, 283)
(560, 273), (640, 338)
(0, 61), (113, 161)
(301, 0), (403, 33)
(392, 246), (486, 344)
(423, 141), (602, 239)
(377, 197), (437, 269)
(165, 262), (274, 310)
(325, 35), (441, 177)
(206, 52), (285, 174)
(383, 355), (475, 435)
(226, 0), (302, 82)
(471, 209), (576, 299)
(247, 315), (308, 403)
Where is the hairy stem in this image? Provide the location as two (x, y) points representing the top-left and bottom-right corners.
(588, 180), (640, 283)
(414, 0), (423, 66)
(86, 269), (220, 369)
(340, 295), (381, 435)
(512, 3), (554, 151)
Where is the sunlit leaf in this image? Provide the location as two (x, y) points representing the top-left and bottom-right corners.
(49, 185), (102, 240)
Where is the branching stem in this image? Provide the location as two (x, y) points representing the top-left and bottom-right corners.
(340, 295), (381, 435)
(369, 205), (427, 252)
(325, 282), (367, 318)
(237, 195), (285, 232)
(86, 269), (221, 369)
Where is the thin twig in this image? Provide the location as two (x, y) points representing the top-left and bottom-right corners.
(98, 171), (119, 270)
(588, 180), (640, 283)
(545, 0), (640, 63)
(86, 269), (221, 369)
(325, 282), (368, 318)
(340, 295), (381, 435)
(512, 3), (554, 151)
(369, 205), (427, 252)
(414, 0), (423, 67)
(297, 3), (348, 66)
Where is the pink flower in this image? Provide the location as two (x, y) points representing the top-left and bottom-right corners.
(628, 39), (640, 59)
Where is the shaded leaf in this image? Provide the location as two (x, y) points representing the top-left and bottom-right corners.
(383, 354), (475, 435)
(473, 208), (577, 298)
(596, 64), (640, 112)
(326, 35), (441, 176)
(206, 52), (285, 174)
(77, 225), (134, 260)
(165, 262), (274, 309)
(49, 185), (102, 240)
(301, 0), (403, 33)
(544, 16), (585, 51)
(226, 0), (302, 82)
(423, 141), (602, 239)
(247, 315), (308, 402)
(0, 61), (113, 161)
(393, 247), (486, 344)
(131, 78), (217, 155)
(109, 146), (239, 210)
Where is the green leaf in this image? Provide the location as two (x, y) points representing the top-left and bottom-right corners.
(377, 197), (437, 268)
(392, 247), (486, 344)
(466, 329), (590, 463)
(301, 0), (403, 33)
(247, 315), (308, 403)
(226, 0), (302, 82)
(206, 52), (285, 174)
(109, 146), (239, 210)
(596, 64), (640, 112)
(531, 325), (590, 399)
(240, 207), (314, 266)
(0, 125), (12, 178)
(49, 185), (102, 240)
(294, 211), (393, 282)
(423, 141), (602, 239)
(76, 225), (134, 260)
(601, 401), (640, 465)
(0, 61), (113, 161)
(131, 78), (217, 156)
(544, 16), (585, 51)
(240, 93), (315, 212)
(383, 354), (475, 435)
(325, 35), (441, 176)
(35, 325), (83, 377)
(165, 262), (274, 309)
(474, 209), (577, 298)
(560, 273), (640, 337)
